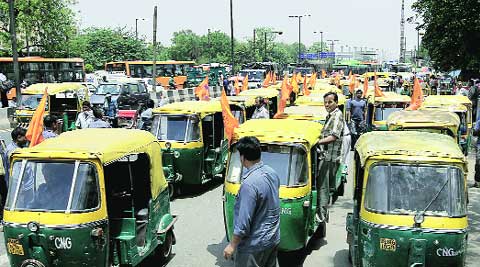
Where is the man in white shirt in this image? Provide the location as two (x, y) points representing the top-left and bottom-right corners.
(75, 101), (94, 129)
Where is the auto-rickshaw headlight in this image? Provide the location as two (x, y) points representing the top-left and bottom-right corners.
(174, 151), (180, 158)
(27, 221), (39, 233)
(165, 142), (172, 150)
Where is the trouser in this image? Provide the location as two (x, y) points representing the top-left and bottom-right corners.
(475, 145), (480, 183)
(316, 161), (339, 215)
(0, 175), (7, 219)
(342, 135), (352, 167)
(235, 245), (278, 267)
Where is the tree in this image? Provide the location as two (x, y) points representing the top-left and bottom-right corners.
(168, 30), (202, 61)
(413, 0), (480, 75)
(69, 27), (148, 69)
(0, 0), (77, 57)
(198, 30), (231, 64)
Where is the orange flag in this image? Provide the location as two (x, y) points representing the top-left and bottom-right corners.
(373, 72), (385, 97)
(291, 73), (299, 94)
(26, 88), (48, 147)
(242, 74), (249, 91)
(296, 72), (302, 83)
(274, 77), (292, 118)
(309, 72), (317, 89)
(262, 72), (272, 88)
(355, 78), (360, 89)
(195, 76), (210, 100)
(321, 69), (326, 79)
(334, 74), (341, 87)
(406, 77), (423, 110)
(272, 73), (277, 84)
(349, 73), (355, 94)
(303, 74), (311, 96)
(220, 90), (240, 144)
(362, 75), (369, 98)
(234, 77), (240, 95)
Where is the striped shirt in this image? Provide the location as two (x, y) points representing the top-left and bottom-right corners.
(321, 108), (345, 162)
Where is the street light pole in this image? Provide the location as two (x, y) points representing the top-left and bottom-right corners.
(135, 18), (145, 40)
(327, 39), (339, 63)
(313, 31), (323, 53)
(207, 28), (211, 64)
(229, 0), (235, 74)
(289, 14), (310, 63)
(263, 30), (282, 61)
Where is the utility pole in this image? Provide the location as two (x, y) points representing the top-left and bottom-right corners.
(289, 14), (311, 64)
(399, 0), (406, 63)
(253, 28), (256, 52)
(229, 0), (234, 74)
(135, 18), (145, 40)
(263, 30), (283, 62)
(152, 6), (157, 93)
(327, 39), (339, 64)
(9, 0), (21, 106)
(207, 28), (211, 64)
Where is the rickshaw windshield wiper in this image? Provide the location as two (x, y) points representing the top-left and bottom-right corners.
(414, 177), (449, 224)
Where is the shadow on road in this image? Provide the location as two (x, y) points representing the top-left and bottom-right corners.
(172, 178), (224, 201)
(206, 236), (233, 267)
(277, 235), (328, 267)
(333, 249), (351, 267)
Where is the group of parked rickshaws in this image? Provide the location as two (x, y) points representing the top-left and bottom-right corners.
(0, 75), (473, 266)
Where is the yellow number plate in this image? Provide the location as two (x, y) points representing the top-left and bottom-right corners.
(7, 239), (25, 255)
(380, 238), (397, 252)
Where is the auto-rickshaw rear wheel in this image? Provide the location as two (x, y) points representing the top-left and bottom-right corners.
(313, 221), (326, 239)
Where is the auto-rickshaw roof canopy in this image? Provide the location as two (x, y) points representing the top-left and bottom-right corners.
(277, 105), (328, 121)
(233, 119), (321, 145)
(387, 109), (460, 128)
(225, 95), (256, 107)
(355, 131), (465, 167)
(296, 93), (346, 106)
(153, 100), (222, 118)
(239, 88), (279, 98)
(423, 95), (472, 107)
(23, 83), (87, 95)
(420, 103), (468, 113)
(12, 128), (167, 198)
(375, 92), (411, 103)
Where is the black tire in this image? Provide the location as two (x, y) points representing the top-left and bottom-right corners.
(158, 230), (173, 263)
(168, 183), (175, 199)
(314, 221), (326, 239)
(348, 245), (353, 264)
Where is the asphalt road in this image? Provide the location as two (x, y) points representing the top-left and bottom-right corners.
(0, 129), (479, 266)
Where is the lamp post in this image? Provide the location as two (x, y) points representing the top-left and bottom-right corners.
(327, 39), (339, 63)
(313, 31), (324, 53)
(8, 0), (21, 106)
(264, 30), (283, 62)
(135, 18), (145, 40)
(207, 28), (211, 64)
(289, 14), (311, 63)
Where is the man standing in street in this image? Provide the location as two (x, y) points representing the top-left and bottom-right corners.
(75, 101), (94, 129)
(346, 89), (367, 146)
(42, 115), (60, 139)
(223, 136), (280, 267)
(251, 97), (270, 119)
(104, 93), (118, 128)
(88, 108), (112, 128)
(317, 92), (344, 222)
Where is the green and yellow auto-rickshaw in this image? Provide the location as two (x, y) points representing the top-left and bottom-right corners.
(239, 88), (279, 118)
(2, 129), (176, 266)
(15, 83), (89, 132)
(370, 92), (411, 131)
(422, 96), (472, 155)
(387, 109), (461, 141)
(150, 100), (228, 195)
(224, 119), (347, 251)
(347, 131), (468, 267)
(296, 92), (347, 114)
(275, 105), (329, 124)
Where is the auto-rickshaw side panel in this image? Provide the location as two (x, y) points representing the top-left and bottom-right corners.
(160, 142), (204, 186)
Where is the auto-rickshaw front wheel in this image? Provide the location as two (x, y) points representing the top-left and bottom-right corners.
(156, 230), (174, 263)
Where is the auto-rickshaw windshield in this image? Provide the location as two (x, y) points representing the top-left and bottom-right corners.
(5, 160), (99, 212)
(365, 164), (466, 217)
(151, 115), (200, 142)
(96, 84), (121, 94)
(375, 103), (406, 121)
(20, 94), (48, 110)
(227, 144), (307, 186)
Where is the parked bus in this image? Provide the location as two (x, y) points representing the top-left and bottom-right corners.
(105, 60), (195, 88)
(0, 57), (85, 99)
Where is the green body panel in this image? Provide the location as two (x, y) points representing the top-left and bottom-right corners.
(348, 219), (467, 267)
(223, 190), (318, 252)
(4, 190), (173, 267)
(3, 221), (109, 267)
(167, 147), (203, 185)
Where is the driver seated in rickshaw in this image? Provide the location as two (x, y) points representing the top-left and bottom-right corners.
(33, 163), (74, 210)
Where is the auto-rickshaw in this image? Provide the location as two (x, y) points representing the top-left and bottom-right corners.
(15, 83), (89, 132)
(2, 129), (176, 266)
(275, 105), (328, 124)
(296, 93), (347, 114)
(224, 119), (346, 251)
(387, 109), (461, 141)
(370, 92), (410, 131)
(347, 131), (468, 267)
(150, 100), (228, 196)
(239, 88), (279, 118)
(422, 96), (472, 155)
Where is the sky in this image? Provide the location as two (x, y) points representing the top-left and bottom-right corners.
(74, 0), (420, 61)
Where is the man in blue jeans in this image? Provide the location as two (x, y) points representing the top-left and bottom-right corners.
(223, 136), (280, 267)
(474, 119), (480, 188)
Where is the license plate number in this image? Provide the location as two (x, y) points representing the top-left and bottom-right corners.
(380, 238), (397, 252)
(7, 239), (25, 255)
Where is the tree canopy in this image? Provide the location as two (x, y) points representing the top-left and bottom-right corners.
(413, 0), (480, 74)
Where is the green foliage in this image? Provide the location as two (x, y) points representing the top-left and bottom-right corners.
(0, 0), (77, 57)
(413, 0), (480, 72)
(168, 30), (202, 61)
(84, 63), (94, 73)
(69, 27), (148, 69)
